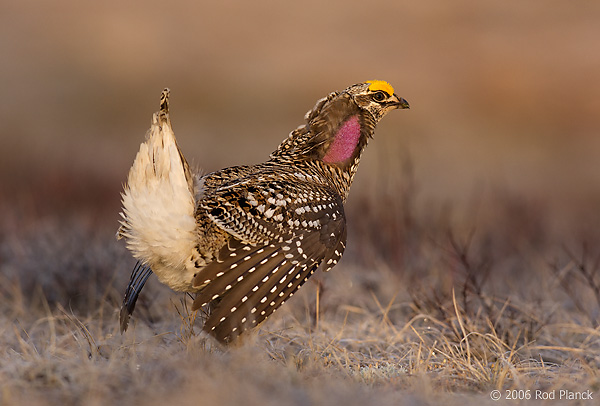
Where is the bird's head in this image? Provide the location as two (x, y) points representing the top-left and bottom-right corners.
(272, 80), (409, 168)
(347, 80), (410, 120)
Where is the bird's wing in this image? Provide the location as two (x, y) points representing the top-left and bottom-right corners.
(192, 178), (346, 343)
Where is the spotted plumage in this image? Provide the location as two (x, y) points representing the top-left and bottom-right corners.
(117, 81), (409, 343)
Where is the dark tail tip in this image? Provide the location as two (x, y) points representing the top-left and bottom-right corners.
(119, 261), (153, 333)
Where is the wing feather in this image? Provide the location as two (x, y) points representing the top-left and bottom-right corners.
(204, 254), (297, 342)
(192, 242), (282, 308)
(192, 177), (348, 343)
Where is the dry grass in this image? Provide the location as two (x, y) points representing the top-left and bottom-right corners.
(1, 166), (599, 406)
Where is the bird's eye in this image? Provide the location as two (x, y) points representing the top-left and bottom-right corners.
(372, 91), (386, 102)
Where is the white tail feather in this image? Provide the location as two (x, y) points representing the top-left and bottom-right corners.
(118, 93), (198, 291)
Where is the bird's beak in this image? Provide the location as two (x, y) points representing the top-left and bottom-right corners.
(391, 94), (410, 109)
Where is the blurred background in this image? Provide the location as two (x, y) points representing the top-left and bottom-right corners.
(1, 0), (600, 241)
